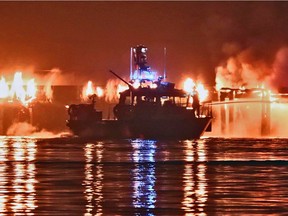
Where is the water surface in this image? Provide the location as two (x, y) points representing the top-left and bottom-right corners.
(0, 136), (287, 215)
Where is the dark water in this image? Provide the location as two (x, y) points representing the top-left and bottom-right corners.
(0, 136), (287, 215)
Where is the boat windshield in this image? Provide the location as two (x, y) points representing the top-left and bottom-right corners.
(121, 94), (188, 108)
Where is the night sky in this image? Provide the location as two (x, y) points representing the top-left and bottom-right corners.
(1, 2), (288, 86)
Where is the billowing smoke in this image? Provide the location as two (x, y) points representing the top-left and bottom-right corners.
(41, 68), (62, 101)
(271, 47), (288, 90)
(37, 68), (76, 85)
(211, 45), (288, 138)
(0, 67), (80, 138)
(215, 45), (274, 90)
(216, 45), (288, 92)
(6, 122), (71, 138)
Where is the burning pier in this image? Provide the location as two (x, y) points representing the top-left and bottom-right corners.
(210, 87), (288, 137)
(0, 71), (86, 135)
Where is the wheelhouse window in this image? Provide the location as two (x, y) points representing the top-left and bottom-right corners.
(161, 96), (187, 107)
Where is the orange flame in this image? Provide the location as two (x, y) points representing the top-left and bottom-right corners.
(183, 78), (195, 94)
(82, 81), (104, 100)
(87, 81), (94, 96)
(117, 83), (129, 94)
(196, 83), (208, 102)
(0, 72), (37, 106)
(10, 72), (26, 102)
(96, 86), (104, 98)
(183, 78), (208, 102)
(0, 77), (9, 98)
(27, 79), (36, 97)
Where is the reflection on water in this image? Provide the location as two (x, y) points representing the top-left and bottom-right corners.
(0, 137), (37, 214)
(182, 140), (207, 215)
(131, 139), (156, 215)
(83, 142), (104, 216)
(0, 137), (287, 214)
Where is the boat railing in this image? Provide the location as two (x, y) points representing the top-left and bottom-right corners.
(200, 101), (212, 117)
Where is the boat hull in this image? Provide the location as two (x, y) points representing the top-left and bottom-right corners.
(66, 117), (212, 139)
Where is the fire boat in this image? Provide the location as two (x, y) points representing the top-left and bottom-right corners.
(66, 45), (212, 139)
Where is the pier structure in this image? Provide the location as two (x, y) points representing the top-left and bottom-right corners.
(218, 87), (271, 136)
(0, 85), (84, 135)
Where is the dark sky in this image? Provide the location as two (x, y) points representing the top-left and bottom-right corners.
(1, 1), (288, 86)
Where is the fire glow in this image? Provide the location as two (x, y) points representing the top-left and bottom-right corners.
(211, 46), (288, 137)
(0, 72), (37, 106)
(88, 77), (210, 103)
(117, 84), (129, 95)
(82, 81), (104, 100)
(183, 78), (208, 102)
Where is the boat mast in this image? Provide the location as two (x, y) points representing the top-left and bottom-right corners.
(130, 47), (133, 80)
(164, 47), (167, 80)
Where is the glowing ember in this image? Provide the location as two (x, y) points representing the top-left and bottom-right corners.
(0, 72), (37, 106)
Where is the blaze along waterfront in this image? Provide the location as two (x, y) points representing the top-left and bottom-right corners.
(0, 46), (288, 138)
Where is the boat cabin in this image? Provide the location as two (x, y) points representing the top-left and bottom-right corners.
(113, 83), (207, 121)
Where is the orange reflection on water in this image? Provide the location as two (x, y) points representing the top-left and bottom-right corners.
(197, 141), (207, 162)
(13, 141), (25, 161)
(26, 163), (37, 211)
(196, 164), (208, 209)
(0, 141), (8, 213)
(182, 164), (195, 212)
(182, 140), (208, 215)
(11, 138), (37, 215)
(83, 142), (104, 216)
(27, 141), (36, 161)
(95, 142), (104, 214)
(0, 141), (8, 162)
(10, 138), (37, 215)
(84, 143), (93, 215)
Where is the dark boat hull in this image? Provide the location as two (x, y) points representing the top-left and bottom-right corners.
(66, 117), (212, 139)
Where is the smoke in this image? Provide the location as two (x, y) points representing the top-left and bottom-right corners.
(215, 45), (288, 92)
(212, 44), (288, 138)
(6, 122), (70, 138)
(215, 46), (273, 91)
(38, 68), (71, 85)
(42, 68), (62, 101)
(271, 47), (288, 90)
(35, 68), (65, 101)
